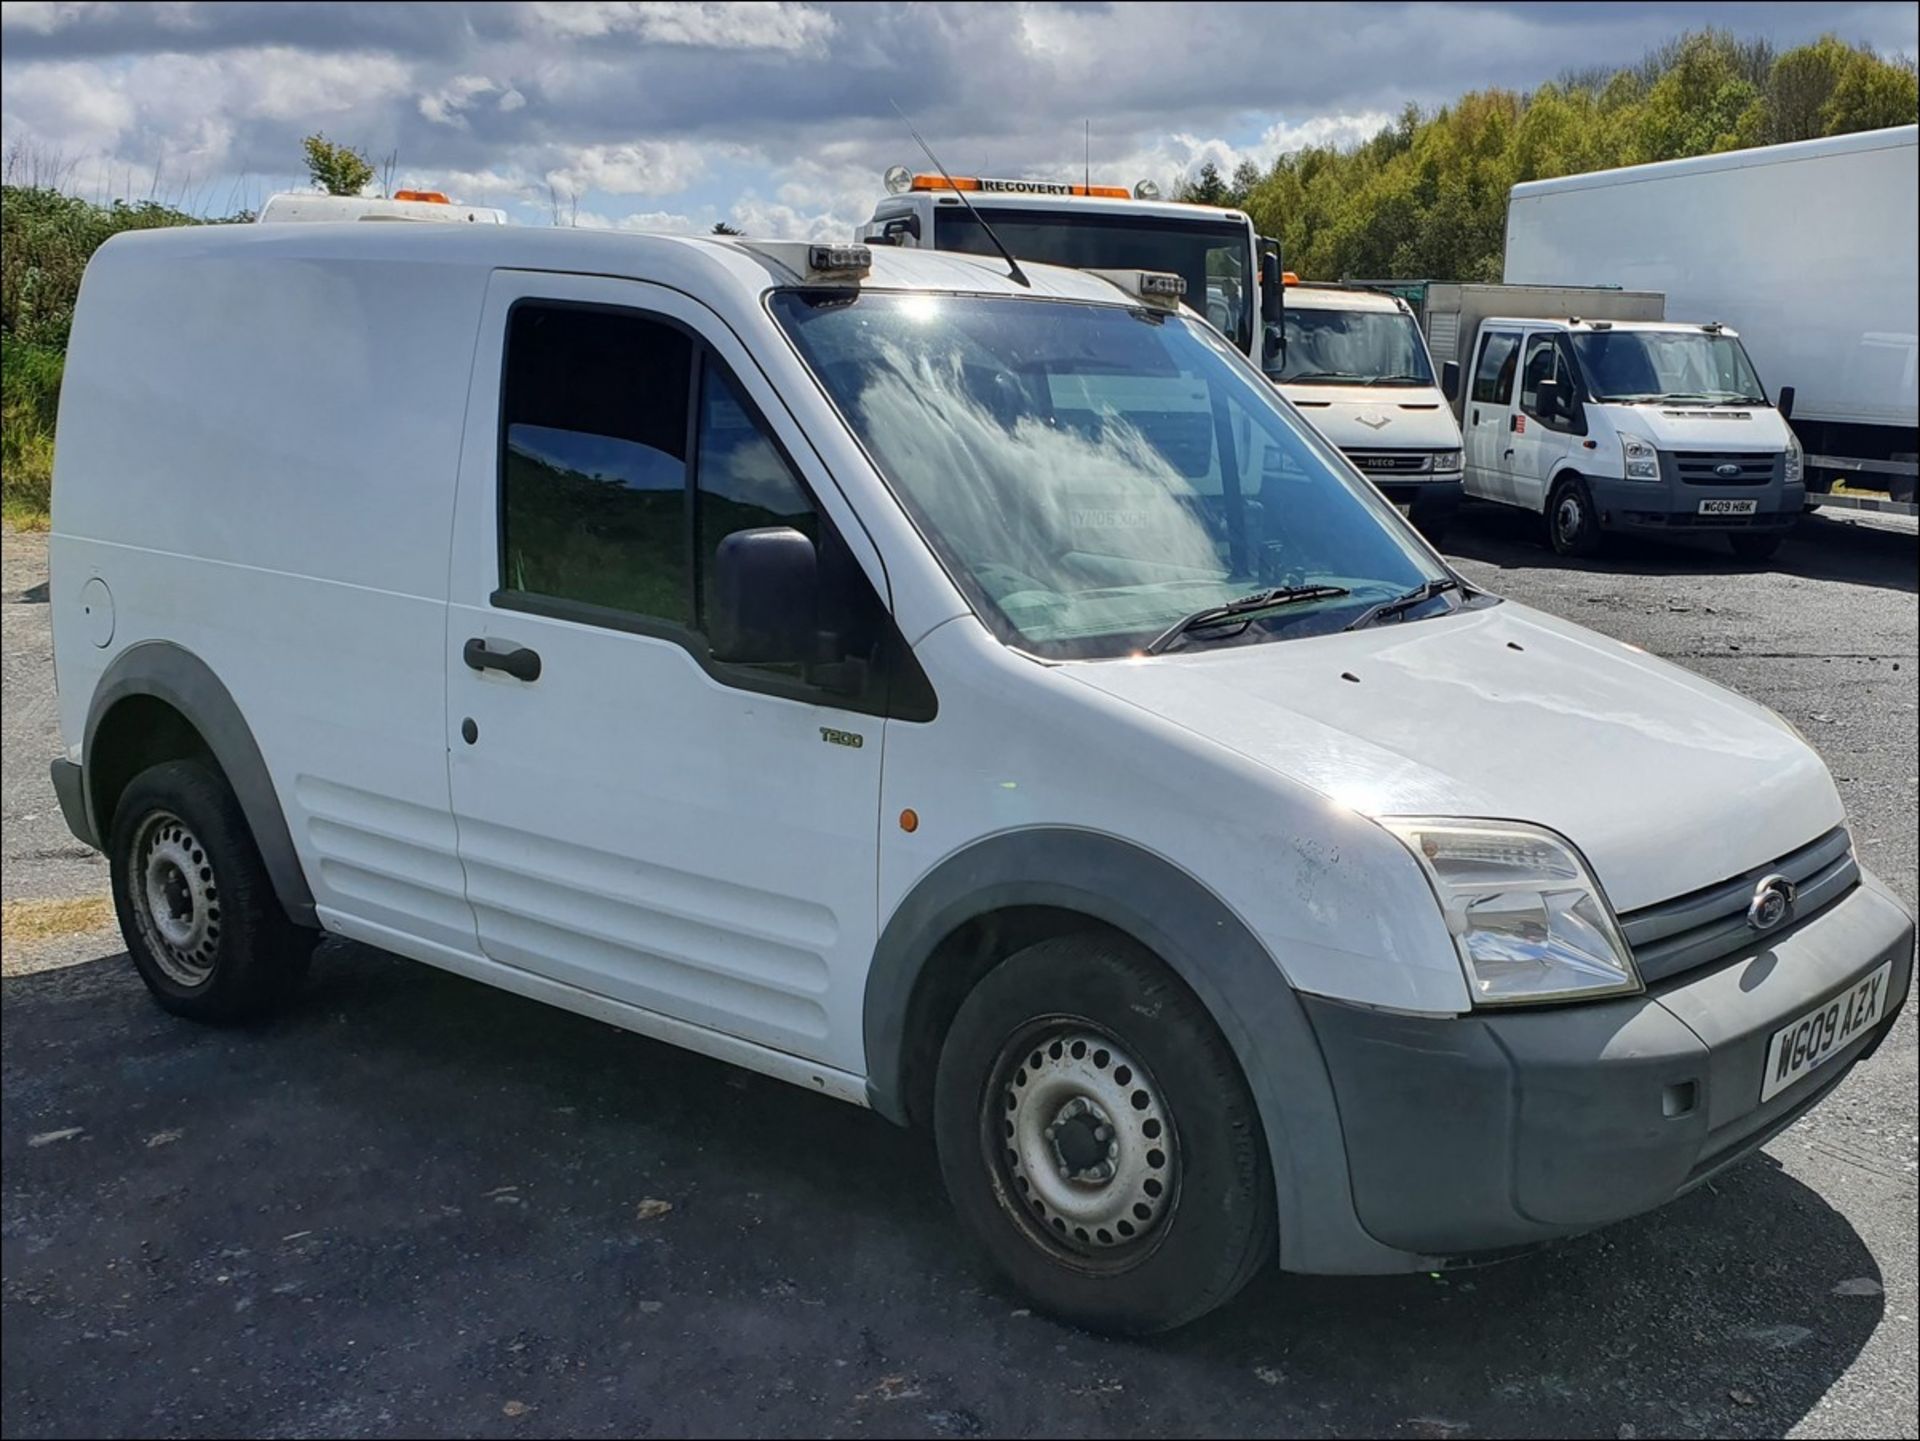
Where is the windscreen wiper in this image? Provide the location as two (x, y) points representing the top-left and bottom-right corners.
(1144, 585), (1351, 655)
(1362, 374), (1430, 386)
(1283, 370), (1368, 382)
(1342, 577), (1461, 632)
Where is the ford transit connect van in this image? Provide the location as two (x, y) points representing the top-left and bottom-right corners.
(48, 225), (1914, 1334)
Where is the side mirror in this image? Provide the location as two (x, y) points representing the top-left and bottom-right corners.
(1261, 252), (1284, 324)
(1776, 384), (1795, 421)
(881, 213), (922, 245)
(1440, 360), (1460, 402)
(1533, 377), (1560, 419)
(710, 526), (817, 665)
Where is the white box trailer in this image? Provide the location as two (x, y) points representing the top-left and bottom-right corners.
(1505, 126), (1920, 514)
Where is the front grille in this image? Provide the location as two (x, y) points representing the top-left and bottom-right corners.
(1665, 450), (1780, 487)
(1620, 827), (1856, 985)
(1344, 449), (1433, 475)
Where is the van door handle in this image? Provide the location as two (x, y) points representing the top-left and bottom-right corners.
(1472, 408), (1481, 425)
(464, 637), (542, 683)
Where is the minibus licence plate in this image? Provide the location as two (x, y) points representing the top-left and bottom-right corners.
(1699, 499), (1759, 516)
(1760, 961), (1890, 1102)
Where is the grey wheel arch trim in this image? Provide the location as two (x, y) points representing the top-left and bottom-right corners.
(863, 826), (1434, 1274)
(83, 640), (316, 927)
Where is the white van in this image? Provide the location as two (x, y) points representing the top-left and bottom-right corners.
(1264, 284), (1465, 541)
(48, 225), (1914, 1334)
(1426, 285), (1805, 559)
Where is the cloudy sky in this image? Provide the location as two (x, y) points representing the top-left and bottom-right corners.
(3, 1), (1915, 237)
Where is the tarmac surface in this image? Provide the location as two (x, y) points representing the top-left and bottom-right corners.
(4, 508), (1916, 1439)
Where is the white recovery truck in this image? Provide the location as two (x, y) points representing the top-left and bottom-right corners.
(1423, 284), (1806, 560)
(1504, 125), (1918, 515)
(860, 172), (1465, 539)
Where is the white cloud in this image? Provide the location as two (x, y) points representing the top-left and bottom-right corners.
(497, 87), (526, 113)
(419, 73), (497, 128)
(525, 1), (834, 54)
(546, 138), (717, 197)
(572, 207), (702, 233)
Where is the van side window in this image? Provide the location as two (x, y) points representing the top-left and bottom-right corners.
(500, 305), (694, 626)
(694, 363), (818, 629)
(1472, 330), (1520, 405)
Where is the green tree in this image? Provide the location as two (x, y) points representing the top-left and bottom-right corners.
(1228, 159), (1262, 207)
(1632, 32), (1761, 160)
(1180, 160), (1229, 207)
(1765, 36), (1856, 143)
(711, 221), (743, 236)
(301, 134), (374, 197)
(1822, 51), (1920, 133)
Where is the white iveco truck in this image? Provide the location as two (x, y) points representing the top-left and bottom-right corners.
(1505, 125), (1918, 515)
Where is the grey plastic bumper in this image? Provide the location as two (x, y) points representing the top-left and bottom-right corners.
(1587, 476), (1806, 533)
(1376, 476), (1463, 510)
(1299, 875), (1914, 1259)
(50, 758), (99, 851)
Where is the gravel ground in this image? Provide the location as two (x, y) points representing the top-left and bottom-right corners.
(3, 508), (1916, 1440)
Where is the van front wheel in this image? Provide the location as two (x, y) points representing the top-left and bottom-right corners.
(1546, 475), (1605, 558)
(933, 933), (1274, 1334)
(108, 759), (316, 1023)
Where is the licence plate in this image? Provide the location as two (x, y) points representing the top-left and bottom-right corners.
(1699, 498), (1759, 516)
(1760, 961), (1891, 1102)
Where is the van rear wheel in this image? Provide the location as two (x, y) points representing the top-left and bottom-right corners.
(108, 759), (316, 1023)
(933, 933), (1274, 1334)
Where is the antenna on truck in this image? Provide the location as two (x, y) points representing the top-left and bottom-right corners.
(890, 99), (1031, 288)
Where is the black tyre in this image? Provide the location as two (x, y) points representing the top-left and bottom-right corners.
(1728, 530), (1786, 563)
(933, 933), (1274, 1334)
(108, 759), (316, 1023)
(1546, 475), (1605, 558)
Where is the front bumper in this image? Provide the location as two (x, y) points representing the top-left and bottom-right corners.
(1587, 476), (1806, 533)
(1378, 475), (1463, 518)
(1300, 873), (1914, 1258)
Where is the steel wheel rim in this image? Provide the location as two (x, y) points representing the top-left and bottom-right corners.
(984, 1020), (1180, 1268)
(1556, 493), (1584, 546)
(130, 810), (221, 987)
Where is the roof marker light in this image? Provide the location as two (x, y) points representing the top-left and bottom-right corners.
(391, 189), (450, 203)
(807, 243), (873, 276)
(1085, 269), (1187, 310)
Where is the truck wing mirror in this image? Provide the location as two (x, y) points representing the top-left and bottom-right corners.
(1440, 360), (1460, 402)
(1533, 377), (1561, 421)
(710, 527), (818, 665)
(1776, 384), (1794, 421)
(1261, 251), (1284, 325)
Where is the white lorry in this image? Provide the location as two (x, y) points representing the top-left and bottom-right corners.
(1424, 283), (1806, 559)
(48, 223), (1912, 1333)
(1505, 125), (1919, 514)
(860, 172), (1465, 539)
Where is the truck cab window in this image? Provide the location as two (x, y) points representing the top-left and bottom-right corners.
(500, 305), (693, 626)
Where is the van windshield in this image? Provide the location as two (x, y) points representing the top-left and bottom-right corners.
(771, 291), (1450, 660)
(1569, 329), (1768, 404)
(1268, 305), (1435, 386)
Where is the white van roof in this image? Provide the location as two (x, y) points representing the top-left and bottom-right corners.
(1284, 285), (1405, 313)
(257, 192), (509, 225)
(94, 222), (1151, 315)
(1482, 315), (1743, 338)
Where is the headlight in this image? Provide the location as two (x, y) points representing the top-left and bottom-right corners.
(1432, 449), (1463, 474)
(1617, 432), (1660, 481)
(1380, 818), (1641, 1006)
(1784, 431), (1803, 485)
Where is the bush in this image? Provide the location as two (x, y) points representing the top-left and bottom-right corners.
(1, 337), (63, 528)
